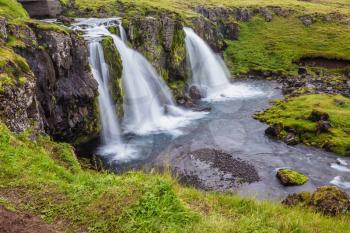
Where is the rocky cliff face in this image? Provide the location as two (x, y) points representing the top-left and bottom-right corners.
(0, 21), (99, 143)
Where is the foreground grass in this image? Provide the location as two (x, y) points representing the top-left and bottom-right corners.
(0, 123), (350, 232)
(256, 94), (350, 156)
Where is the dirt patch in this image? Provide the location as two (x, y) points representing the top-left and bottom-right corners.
(297, 57), (350, 69)
(0, 206), (57, 233)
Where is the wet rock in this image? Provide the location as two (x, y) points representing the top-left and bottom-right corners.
(308, 110), (329, 122)
(284, 132), (299, 145)
(310, 186), (350, 215)
(57, 16), (74, 26)
(282, 191), (311, 206)
(316, 120), (332, 135)
(265, 123), (283, 138)
(299, 15), (314, 26)
(276, 168), (309, 186)
(189, 86), (203, 100)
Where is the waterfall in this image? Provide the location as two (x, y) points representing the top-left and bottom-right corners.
(88, 41), (121, 144)
(73, 18), (204, 138)
(73, 18), (138, 162)
(118, 23), (128, 42)
(184, 27), (262, 101)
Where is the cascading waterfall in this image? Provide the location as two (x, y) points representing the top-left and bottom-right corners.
(118, 23), (128, 42)
(89, 41), (121, 144)
(73, 18), (137, 162)
(184, 27), (262, 101)
(76, 19), (203, 135)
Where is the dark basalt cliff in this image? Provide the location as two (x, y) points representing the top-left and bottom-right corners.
(0, 20), (99, 143)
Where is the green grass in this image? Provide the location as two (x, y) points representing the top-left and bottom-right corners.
(0, 0), (28, 19)
(0, 123), (350, 232)
(256, 94), (350, 155)
(224, 16), (350, 75)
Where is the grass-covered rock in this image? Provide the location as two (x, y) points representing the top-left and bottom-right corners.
(276, 168), (309, 186)
(1, 123), (350, 232)
(256, 94), (350, 156)
(310, 186), (350, 216)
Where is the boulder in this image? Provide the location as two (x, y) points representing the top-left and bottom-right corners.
(258, 8), (273, 22)
(308, 110), (329, 122)
(310, 186), (350, 215)
(299, 15), (314, 26)
(276, 168), (309, 186)
(265, 123), (283, 138)
(189, 86), (203, 100)
(282, 191), (311, 206)
(284, 132), (299, 145)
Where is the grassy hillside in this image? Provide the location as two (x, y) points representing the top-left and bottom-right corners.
(0, 123), (350, 232)
(224, 16), (350, 75)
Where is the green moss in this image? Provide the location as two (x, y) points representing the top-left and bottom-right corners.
(257, 94), (350, 155)
(277, 169), (309, 186)
(1, 122), (350, 232)
(0, 47), (31, 91)
(101, 36), (124, 118)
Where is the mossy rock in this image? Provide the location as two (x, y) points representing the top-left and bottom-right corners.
(310, 186), (350, 215)
(276, 168), (309, 186)
(101, 36), (124, 118)
(282, 191), (311, 207)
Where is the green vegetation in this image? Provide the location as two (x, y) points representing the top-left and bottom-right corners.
(256, 94), (350, 155)
(225, 16), (350, 75)
(0, 47), (31, 92)
(101, 36), (124, 117)
(277, 168), (309, 186)
(0, 0), (28, 19)
(0, 123), (349, 232)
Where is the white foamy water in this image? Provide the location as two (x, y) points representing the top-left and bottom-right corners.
(330, 176), (350, 189)
(184, 27), (262, 101)
(337, 158), (348, 166)
(330, 163), (350, 172)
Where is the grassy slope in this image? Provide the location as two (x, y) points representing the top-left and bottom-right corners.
(225, 17), (350, 75)
(0, 0), (28, 19)
(256, 94), (350, 155)
(0, 123), (350, 232)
